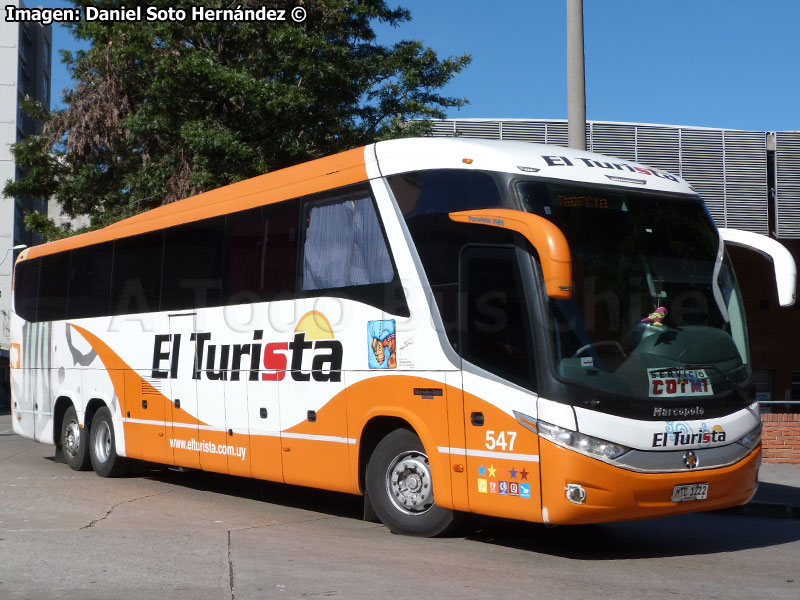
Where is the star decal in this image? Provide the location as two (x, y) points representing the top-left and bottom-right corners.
(509, 466), (518, 480)
(487, 464), (497, 478)
(478, 464), (486, 477)
(520, 468), (529, 481)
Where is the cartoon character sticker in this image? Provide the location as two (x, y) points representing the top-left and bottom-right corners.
(367, 320), (396, 369)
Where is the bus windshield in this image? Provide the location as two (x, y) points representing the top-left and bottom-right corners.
(516, 179), (751, 401)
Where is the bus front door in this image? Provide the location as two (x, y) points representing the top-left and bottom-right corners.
(459, 245), (543, 521)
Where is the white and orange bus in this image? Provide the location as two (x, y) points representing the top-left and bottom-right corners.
(9, 138), (797, 536)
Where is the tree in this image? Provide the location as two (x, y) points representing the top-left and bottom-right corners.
(5, 0), (470, 238)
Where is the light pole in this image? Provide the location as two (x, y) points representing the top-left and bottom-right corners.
(567, 0), (587, 150)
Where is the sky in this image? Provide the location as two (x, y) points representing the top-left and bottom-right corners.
(34, 0), (800, 132)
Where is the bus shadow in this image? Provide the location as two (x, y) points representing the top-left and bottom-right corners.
(458, 510), (800, 559)
(136, 462), (364, 521)
(124, 462), (800, 559)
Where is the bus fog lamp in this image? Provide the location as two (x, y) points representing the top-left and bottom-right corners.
(565, 483), (586, 504)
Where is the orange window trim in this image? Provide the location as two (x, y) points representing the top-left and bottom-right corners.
(26, 147), (368, 260)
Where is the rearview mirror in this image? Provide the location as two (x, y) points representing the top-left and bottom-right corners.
(449, 209), (572, 300)
(719, 228), (796, 307)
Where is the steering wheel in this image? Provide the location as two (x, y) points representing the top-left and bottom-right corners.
(572, 341), (628, 358)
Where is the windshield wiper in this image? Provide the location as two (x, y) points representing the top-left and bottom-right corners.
(679, 362), (749, 397)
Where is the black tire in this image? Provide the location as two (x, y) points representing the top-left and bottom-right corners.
(60, 405), (91, 471)
(365, 428), (456, 537)
(89, 407), (129, 477)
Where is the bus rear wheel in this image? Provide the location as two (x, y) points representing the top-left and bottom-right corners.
(366, 428), (456, 537)
(61, 405), (91, 471)
(89, 407), (129, 477)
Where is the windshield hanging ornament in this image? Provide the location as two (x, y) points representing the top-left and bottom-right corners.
(641, 306), (667, 327)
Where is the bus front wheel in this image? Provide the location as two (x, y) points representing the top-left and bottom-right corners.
(366, 428), (455, 537)
(61, 405), (91, 471)
(89, 407), (129, 477)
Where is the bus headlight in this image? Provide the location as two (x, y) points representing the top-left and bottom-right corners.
(736, 425), (762, 450)
(537, 421), (629, 461)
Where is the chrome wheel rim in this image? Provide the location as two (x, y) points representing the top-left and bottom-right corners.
(93, 420), (112, 464)
(63, 419), (81, 459)
(385, 450), (434, 515)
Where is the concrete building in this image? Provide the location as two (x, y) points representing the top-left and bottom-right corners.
(0, 1), (51, 408)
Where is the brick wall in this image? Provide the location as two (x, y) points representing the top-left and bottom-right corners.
(761, 412), (800, 463)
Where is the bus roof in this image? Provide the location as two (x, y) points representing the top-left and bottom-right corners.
(23, 137), (695, 261)
(373, 137), (694, 194)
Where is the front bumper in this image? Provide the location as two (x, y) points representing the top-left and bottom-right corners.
(540, 438), (761, 525)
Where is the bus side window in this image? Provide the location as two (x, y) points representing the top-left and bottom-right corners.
(224, 207), (265, 304)
(459, 245), (537, 391)
(223, 201), (298, 304)
(301, 192), (393, 291)
(162, 217), (225, 310)
(261, 201), (298, 299)
(37, 252), (70, 322)
(110, 231), (164, 316)
(388, 170), (509, 345)
(14, 259), (40, 322)
(67, 243), (112, 319)
(387, 170), (504, 218)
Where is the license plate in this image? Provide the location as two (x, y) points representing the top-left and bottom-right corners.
(671, 483), (709, 502)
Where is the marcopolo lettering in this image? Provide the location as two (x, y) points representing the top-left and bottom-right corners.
(652, 406), (705, 418)
(151, 330), (343, 382)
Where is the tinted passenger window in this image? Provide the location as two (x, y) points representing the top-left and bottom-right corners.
(67, 243), (112, 319)
(388, 170), (503, 218)
(224, 202), (299, 304)
(460, 246), (536, 390)
(111, 231), (164, 315)
(162, 217), (225, 310)
(13, 259), (39, 322)
(262, 202), (299, 298)
(37, 253), (70, 321)
(389, 170), (510, 340)
(225, 207), (265, 304)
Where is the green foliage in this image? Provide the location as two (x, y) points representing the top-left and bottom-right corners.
(5, 0), (470, 240)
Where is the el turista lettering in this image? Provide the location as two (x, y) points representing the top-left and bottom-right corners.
(652, 429), (727, 448)
(151, 330), (343, 382)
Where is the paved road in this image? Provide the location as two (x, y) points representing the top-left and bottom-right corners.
(1, 415), (799, 600)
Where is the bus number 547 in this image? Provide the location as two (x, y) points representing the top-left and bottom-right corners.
(485, 430), (517, 452)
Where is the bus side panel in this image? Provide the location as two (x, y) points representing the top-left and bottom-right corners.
(123, 369), (175, 464)
(11, 320), (33, 438)
(345, 373), (455, 510)
(280, 374), (353, 493)
(34, 323), (54, 444)
(225, 378), (252, 478)
(248, 378), (284, 483)
(444, 371), (469, 512)
(196, 377), (230, 474)
(461, 373), (542, 523)
(13, 321), (50, 441)
(80, 365), (124, 452)
(11, 366), (34, 439)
